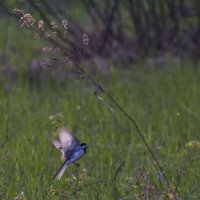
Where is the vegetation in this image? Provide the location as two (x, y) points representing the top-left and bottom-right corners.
(0, 66), (200, 199)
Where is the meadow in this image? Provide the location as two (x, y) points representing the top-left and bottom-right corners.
(0, 64), (199, 199)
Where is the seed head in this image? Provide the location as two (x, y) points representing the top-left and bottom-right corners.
(20, 13), (35, 27)
(83, 33), (90, 46)
(13, 8), (25, 16)
(38, 20), (44, 31)
(51, 21), (58, 30)
(42, 47), (53, 52)
(62, 19), (68, 34)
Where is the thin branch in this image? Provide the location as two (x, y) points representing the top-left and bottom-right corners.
(78, 66), (178, 199)
(175, 162), (184, 194)
(98, 0), (119, 54)
(112, 161), (125, 182)
(96, 95), (115, 113)
(87, 0), (105, 24)
(81, 0), (99, 25)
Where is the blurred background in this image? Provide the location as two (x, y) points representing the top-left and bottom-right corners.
(0, 0), (200, 85)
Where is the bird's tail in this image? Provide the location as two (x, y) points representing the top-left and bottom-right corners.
(54, 160), (69, 180)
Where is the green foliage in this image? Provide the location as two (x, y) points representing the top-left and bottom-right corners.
(0, 66), (200, 199)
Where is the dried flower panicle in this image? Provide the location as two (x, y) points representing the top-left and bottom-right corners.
(42, 47), (53, 53)
(38, 20), (44, 31)
(20, 13), (35, 27)
(13, 8), (25, 16)
(51, 21), (58, 30)
(33, 32), (40, 39)
(83, 33), (90, 46)
(62, 19), (68, 35)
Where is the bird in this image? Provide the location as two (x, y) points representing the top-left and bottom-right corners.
(52, 128), (88, 180)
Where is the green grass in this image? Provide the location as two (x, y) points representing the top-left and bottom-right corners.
(0, 65), (200, 199)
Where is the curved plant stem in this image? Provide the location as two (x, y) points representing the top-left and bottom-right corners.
(79, 66), (178, 199)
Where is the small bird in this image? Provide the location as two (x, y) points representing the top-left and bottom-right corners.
(52, 128), (88, 180)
